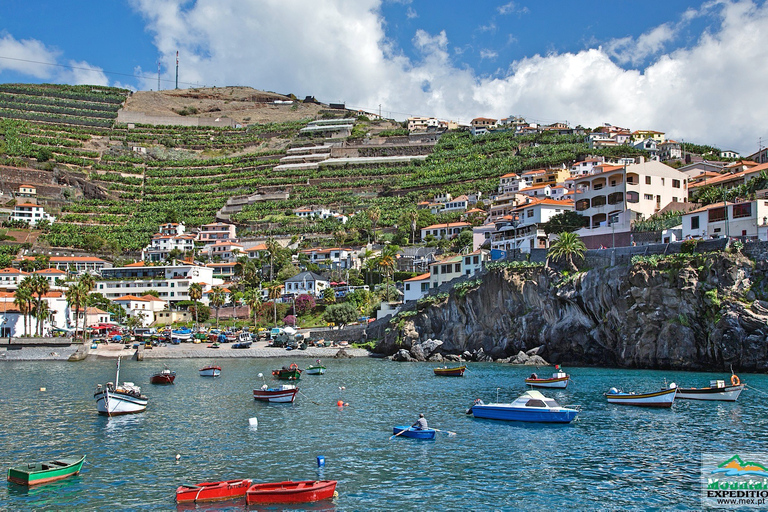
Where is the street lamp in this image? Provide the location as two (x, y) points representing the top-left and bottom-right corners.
(511, 214), (521, 261)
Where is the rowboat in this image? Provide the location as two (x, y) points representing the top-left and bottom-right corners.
(171, 328), (192, 342)
(94, 357), (148, 415)
(245, 480), (337, 505)
(150, 367), (176, 385)
(676, 376), (745, 401)
(605, 385), (677, 407)
(175, 479), (253, 503)
(272, 363), (302, 380)
(392, 426), (437, 439)
(7, 455), (86, 486)
(433, 365), (466, 377)
(199, 365), (221, 377)
(304, 365), (326, 375)
(467, 390), (579, 423)
(253, 384), (299, 403)
(525, 366), (569, 388)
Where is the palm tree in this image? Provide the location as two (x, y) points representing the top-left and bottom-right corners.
(65, 282), (87, 341)
(367, 207), (380, 244)
(242, 288), (261, 327)
(267, 282), (282, 327)
(408, 209), (419, 244)
(78, 273), (96, 340)
(209, 288), (226, 330)
(30, 274), (50, 336)
(14, 280), (33, 336)
(188, 282), (203, 330)
(230, 290), (243, 322)
(265, 238), (280, 281)
(547, 232), (587, 272)
(358, 248), (374, 286)
(33, 300), (50, 336)
(377, 245), (398, 303)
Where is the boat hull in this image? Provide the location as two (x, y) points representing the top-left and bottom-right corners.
(176, 479), (253, 503)
(525, 376), (569, 388)
(392, 426), (437, 439)
(94, 389), (147, 415)
(150, 372), (175, 385)
(272, 369), (301, 380)
(676, 384), (744, 401)
(433, 366), (466, 377)
(245, 480), (337, 505)
(304, 366), (326, 375)
(253, 387), (298, 403)
(199, 367), (221, 377)
(7, 456), (86, 486)
(606, 387), (676, 407)
(470, 404), (578, 423)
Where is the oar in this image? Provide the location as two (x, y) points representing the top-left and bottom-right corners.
(389, 427), (413, 440)
(432, 428), (457, 436)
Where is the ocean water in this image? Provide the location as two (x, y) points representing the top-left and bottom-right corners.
(0, 358), (766, 511)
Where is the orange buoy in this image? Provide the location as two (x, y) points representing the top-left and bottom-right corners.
(337, 400), (344, 406)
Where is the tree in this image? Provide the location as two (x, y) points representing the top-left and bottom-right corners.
(323, 303), (358, 329)
(547, 232), (587, 272)
(376, 244), (399, 302)
(65, 282), (87, 341)
(127, 311), (146, 330)
(322, 287), (337, 304)
(14, 279), (33, 336)
(78, 273), (96, 340)
(242, 288), (261, 327)
(544, 211), (589, 235)
(267, 282), (282, 327)
(452, 229), (474, 253)
(265, 238), (280, 281)
(293, 294), (316, 316)
(33, 300), (50, 336)
(188, 282), (203, 329)
(209, 288), (226, 330)
(367, 207), (380, 243)
(30, 274), (50, 336)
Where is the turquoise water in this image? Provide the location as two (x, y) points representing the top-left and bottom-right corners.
(1, 358), (766, 511)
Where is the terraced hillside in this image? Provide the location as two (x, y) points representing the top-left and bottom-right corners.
(0, 83), (647, 255)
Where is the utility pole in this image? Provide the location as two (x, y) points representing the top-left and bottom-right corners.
(157, 60), (161, 91)
(175, 51), (179, 90)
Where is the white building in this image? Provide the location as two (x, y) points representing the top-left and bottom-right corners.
(142, 233), (196, 262)
(298, 248), (356, 270)
(197, 222), (238, 245)
(420, 222), (471, 241)
(11, 203), (55, 226)
(428, 250), (489, 289)
(283, 271), (329, 297)
(403, 273), (431, 303)
(95, 263), (218, 307)
(112, 294), (167, 327)
(490, 199), (575, 254)
(682, 200), (768, 241)
(573, 160), (688, 248)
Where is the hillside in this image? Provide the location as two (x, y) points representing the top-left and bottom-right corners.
(0, 83), (648, 257)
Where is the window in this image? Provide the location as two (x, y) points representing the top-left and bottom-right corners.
(454, 263), (461, 273)
(405, 283), (411, 291)
(645, 176), (651, 185)
(672, 179), (681, 188)
(691, 216), (700, 230)
(473, 256), (479, 264)
(732, 203), (752, 219)
(672, 197), (678, 203)
(527, 209), (534, 217)
(644, 194), (653, 201)
(708, 207), (726, 222)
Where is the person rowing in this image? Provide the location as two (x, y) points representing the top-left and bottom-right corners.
(412, 413), (428, 430)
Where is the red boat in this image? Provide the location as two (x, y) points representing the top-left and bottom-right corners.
(150, 367), (176, 385)
(246, 480), (337, 505)
(433, 365), (466, 377)
(176, 479), (253, 503)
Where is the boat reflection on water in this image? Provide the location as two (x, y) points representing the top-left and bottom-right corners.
(176, 500), (337, 512)
(100, 412), (146, 435)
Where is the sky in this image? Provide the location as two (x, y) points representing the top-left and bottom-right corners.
(0, 0), (766, 155)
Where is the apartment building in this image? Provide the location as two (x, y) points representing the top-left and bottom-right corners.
(95, 263), (216, 306)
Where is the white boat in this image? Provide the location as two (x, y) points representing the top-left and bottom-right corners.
(605, 385), (677, 408)
(305, 360), (326, 375)
(467, 390), (579, 423)
(199, 365), (221, 377)
(94, 358), (148, 415)
(525, 368), (569, 389)
(253, 384), (298, 403)
(676, 376), (745, 401)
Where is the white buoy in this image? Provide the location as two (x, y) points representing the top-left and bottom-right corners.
(39, 387), (46, 392)
(249, 417), (258, 428)
(175, 454), (181, 461)
(257, 373), (263, 378)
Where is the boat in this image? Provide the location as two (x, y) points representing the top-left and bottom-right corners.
(199, 365), (221, 377)
(253, 384), (299, 403)
(175, 479), (253, 503)
(7, 455), (86, 486)
(676, 375), (745, 401)
(467, 390), (578, 423)
(94, 357), (148, 415)
(272, 363), (302, 380)
(392, 426), (437, 439)
(150, 367), (176, 385)
(525, 366), (570, 388)
(433, 365), (466, 377)
(232, 334), (252, 349)
(605, 385), (677, 407)
(245, 480), (337, 505)
(171, 328), (192, 342)
(304, 361), (326, 375)
(207, 342), (221, 349)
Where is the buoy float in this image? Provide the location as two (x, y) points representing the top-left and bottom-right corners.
(175, 454), (181, 461)
(249, 417), (258, 428)
(317, 455), (325, 467)
(39, 387), (46, 392)
(336, 400), (344, 406)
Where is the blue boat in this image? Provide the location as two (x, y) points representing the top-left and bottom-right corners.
(467, 390), (579, 423)
(392, 426), (436, 439)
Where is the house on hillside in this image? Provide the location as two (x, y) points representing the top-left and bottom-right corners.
(283, 271), (329, 297)
(682, 200), (768, 241)
(11, 203), (55, 226)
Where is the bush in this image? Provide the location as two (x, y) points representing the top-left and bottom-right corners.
(681, 239), (698, 254)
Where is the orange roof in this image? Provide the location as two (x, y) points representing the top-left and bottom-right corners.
(0, 267), (28, 275)
(34, 268), (66, 274)
(113, 295), (149, 302)
(500, 173), (519, 179)
(14, 202), (42, 208)
(422, 222), (471, 230)
(85, 307), (108, 314)
(125, 262), (146, 267)
(141, 294), (165, 302)
(513, 198), (574, 211)
(0, 303), (21, 313)
(404, 273), (431, 282)
(248, 243), (267, 251)
(684, 201), (733, 215)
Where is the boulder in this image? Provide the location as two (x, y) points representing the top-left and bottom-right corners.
(334, 348), (353, 359)
(411, 338), (443, 361)
(392, 349), (414, 362)
(427, 352), (444, 362)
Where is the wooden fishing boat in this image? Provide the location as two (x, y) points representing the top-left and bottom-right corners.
(7, 455), (86, 486)
(150, 367), (176, 385)
(94, 357), (148, 415)
(605, 386), (677, 407)
(467, 390), (579, 423)
(304, 365), (326, 375)
(433, 365), (466, 377)
(253, 384), (299, 403)
(199, 365), (221, 377)
(392, 426), (437, 439)
(676, 376), (745, 401)
(525, 367), (569, 389)
(272, 363), (302, 380)
(245, 480), (337, 505)
(175, 479), (253, 503)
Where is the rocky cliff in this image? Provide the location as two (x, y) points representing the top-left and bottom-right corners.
(373, 248), (768, 371)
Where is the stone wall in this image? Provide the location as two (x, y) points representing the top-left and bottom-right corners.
(308, 324), (367, 342)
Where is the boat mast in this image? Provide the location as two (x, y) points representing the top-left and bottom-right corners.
(115, 357), (121, 385)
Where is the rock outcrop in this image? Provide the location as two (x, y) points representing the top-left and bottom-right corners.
(374, 250), (768, 371)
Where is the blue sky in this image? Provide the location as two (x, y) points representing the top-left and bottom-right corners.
(0, 1), (766, 154)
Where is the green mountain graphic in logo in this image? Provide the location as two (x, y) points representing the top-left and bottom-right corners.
(712, 455), (768, 476)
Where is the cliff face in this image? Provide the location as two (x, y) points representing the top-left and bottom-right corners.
(375, 251), (768, 371)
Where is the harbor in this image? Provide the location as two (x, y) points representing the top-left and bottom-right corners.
(2, 358), (767, 510)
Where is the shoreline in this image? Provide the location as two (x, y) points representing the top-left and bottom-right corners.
(0, 340), (371, 361)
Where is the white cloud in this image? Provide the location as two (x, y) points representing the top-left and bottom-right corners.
(125, 0), (768, 154)
(0, 33), (59, 79)
(58, 60), (109, 86)
(406, 7), (417, 19)
(498, 2), (529, 15)
(480, 49), (498, 60)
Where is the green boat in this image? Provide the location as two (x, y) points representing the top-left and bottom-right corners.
(7, 455), (86, 486)
(272, 364), (302, 380)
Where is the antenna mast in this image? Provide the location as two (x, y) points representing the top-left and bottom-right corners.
(175, 51), (179, 90)
(157, 60), (161, 91)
